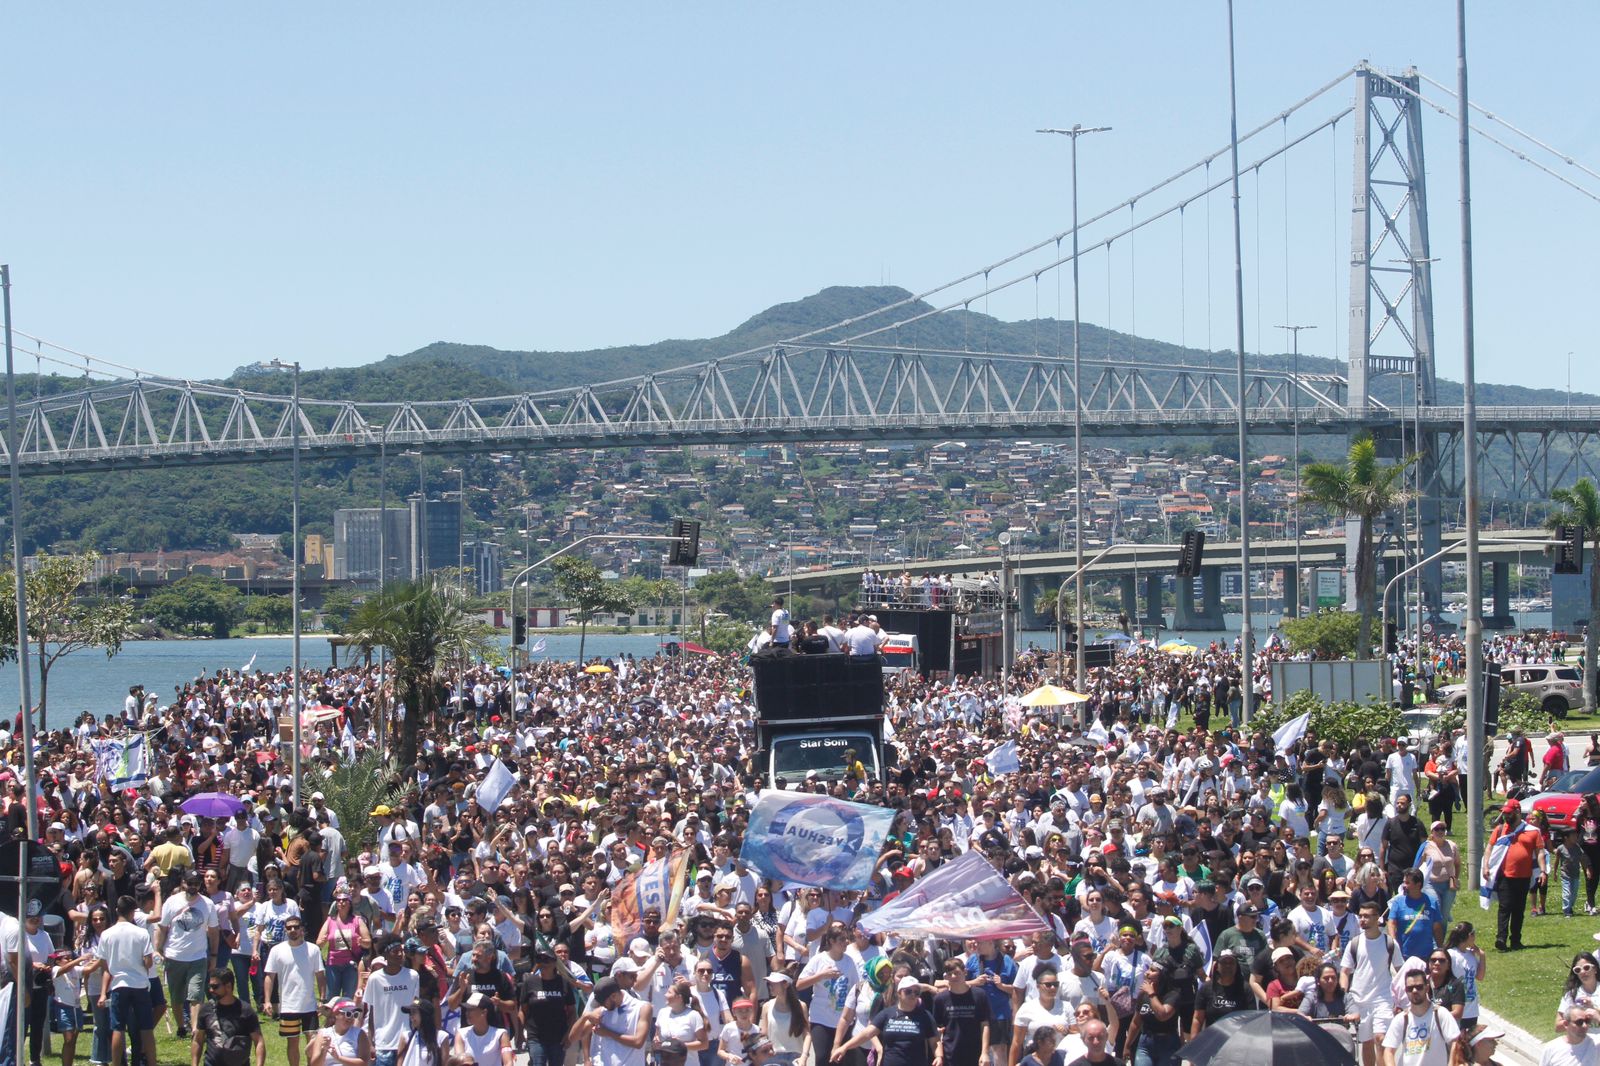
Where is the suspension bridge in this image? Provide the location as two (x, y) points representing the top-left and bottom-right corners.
(5, 63), (1599, 624)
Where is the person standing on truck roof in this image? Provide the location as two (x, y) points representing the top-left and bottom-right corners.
(819, 614), (847, 654)
(769, 598), (793, 649)
(845, 616), (887, 658)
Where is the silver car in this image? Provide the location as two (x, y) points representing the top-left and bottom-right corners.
(1439, 661), (1584, 718)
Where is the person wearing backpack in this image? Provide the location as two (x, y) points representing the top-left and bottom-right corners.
(1381, 970), (1459, 1066)
(1341, 901), (1405, 1066)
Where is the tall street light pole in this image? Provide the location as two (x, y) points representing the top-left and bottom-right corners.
(1456, 0), (1487, 887)
(1037, 122), (1111, 693)
(263, 359), (303, 806)
(3, 268), (38, 1035)
(377, 421), (389, 751)
(1276, 324), (1316, 618)
(1225, 0), (1256, 721)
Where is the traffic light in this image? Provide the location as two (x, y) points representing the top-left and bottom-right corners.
(1483, 663), (1503, 737)
(669, 519), (701, 566)
(1555, 524), (1585, 575)
(512, 615), (526, 646)
(1384, 621), (1398, 655)
(1176, 530), (1205, 578)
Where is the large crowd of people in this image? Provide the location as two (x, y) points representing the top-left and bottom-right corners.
(0, 615), (1591, 1066)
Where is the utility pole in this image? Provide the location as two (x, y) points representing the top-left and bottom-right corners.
(1277, 324), (1316, 619)
(1457, 0), (1487, 888)
(263, 359), (302, 806)
(1037, 122), (1111, 693)
(1226, 0), (1256, 720)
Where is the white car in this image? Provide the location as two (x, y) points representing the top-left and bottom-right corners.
(1402, 707), (1444, 750)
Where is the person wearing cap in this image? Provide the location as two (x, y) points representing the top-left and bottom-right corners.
(1466, 1024), (1505, 1066)
(574, 975), (652, 1066)
(193, 967), (266, 1066)
(1483, 798), (1545, 952)
(1212, 904), (1267, 981)
(519, 949), (577, 1066)
(828, 976), (934, 1066)
(155, 868), (220, 1040)
(454, 991), (513, 1066)
(305, 996), (371, 1066)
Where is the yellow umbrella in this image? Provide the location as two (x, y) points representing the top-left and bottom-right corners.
(1019, 684), (1090, 707)
(1158, 640), (1197, 654)
(583, 663), (613, 674)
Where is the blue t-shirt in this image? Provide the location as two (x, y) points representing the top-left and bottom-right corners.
(1387, 891), (1441, 959)
(965, 952), (1018, 1022)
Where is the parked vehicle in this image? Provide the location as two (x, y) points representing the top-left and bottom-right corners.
(1438, 662), (1583, 718)
(1530, 767), (1600, 829)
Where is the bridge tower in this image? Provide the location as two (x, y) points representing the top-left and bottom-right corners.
(1347, 65), (1443, 627)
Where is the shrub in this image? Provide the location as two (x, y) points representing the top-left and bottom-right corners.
(1247, 690), (1403, 750)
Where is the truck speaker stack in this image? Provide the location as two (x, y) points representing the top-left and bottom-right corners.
(751, 652), (884, 721)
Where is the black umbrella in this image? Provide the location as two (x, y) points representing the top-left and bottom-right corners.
(1176, 1010), (1355, 1066)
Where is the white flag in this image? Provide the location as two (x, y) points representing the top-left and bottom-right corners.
(241, 653), (257, 673)
(1271, 710), (1312, 753)
(477, 758), (518, 813)
(1087, 719), (1109, 746)
(985, 740), (1020, 776)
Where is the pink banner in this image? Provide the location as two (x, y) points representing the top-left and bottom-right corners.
(858, 850), (1049, 940)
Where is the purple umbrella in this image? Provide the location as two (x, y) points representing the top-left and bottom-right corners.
(179, 792), (246, 818)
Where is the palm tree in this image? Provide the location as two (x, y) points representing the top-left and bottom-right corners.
(344, 576), (495, 768)
(1300, 436), (1413, 657)
(1548, 477), (1600, 714)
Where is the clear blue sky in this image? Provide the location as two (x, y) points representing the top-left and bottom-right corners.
(2, 3), (1595, 393)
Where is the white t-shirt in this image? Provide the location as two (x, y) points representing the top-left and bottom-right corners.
(1014, 998), (1070, 1044)
(94, 920), (153, 991)
(265, 940), (325, 1013)
(1383, 1005), (1459, 1066)
(1542, 1034), (1600, 1066)
(362, 966), (421, 1052)
(1342, 934), (1405, 1006)
(159, 893), (219, 963)
(799, 953), (859, 1028)
(1289, 904), (1332, 954)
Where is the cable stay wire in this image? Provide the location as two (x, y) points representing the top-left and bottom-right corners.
(1415, 70), (1600, 188)
(824, 107), (1354, 349)
(1365, 68), (1600, 207)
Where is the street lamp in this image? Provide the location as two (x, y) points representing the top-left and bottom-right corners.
(1224, 0), (1256, 721)
(1276, 324), (1316, 618)
(1456, 0), (1487, 883)
(261, 358), (303, 806)
(1038, 122), (1111, 693)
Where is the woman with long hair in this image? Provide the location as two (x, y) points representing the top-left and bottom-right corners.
(654, 980), (710, 1066)
(1558, 951), (1600, 1033)
(1576, 794), (1600, 916)
(398, 998), (450, 1066)
(1298, 961), (1356, 1025)
(758, 971), (809, 1063)
(1446, 922), (1486, 1030)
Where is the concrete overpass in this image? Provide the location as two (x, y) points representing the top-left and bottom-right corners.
(784, 530), (1553, 630)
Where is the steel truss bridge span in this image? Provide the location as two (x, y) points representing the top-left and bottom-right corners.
(7, 346), (1600, 491)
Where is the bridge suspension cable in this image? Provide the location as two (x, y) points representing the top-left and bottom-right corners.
(1416, 71), (1600, 188)
(773, 65), (1361, 352)
(829, 107), (1354, 348)
(1366, 68), (1600, 206)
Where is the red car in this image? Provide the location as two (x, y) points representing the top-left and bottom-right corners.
(1529, 767), (1600, 830)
